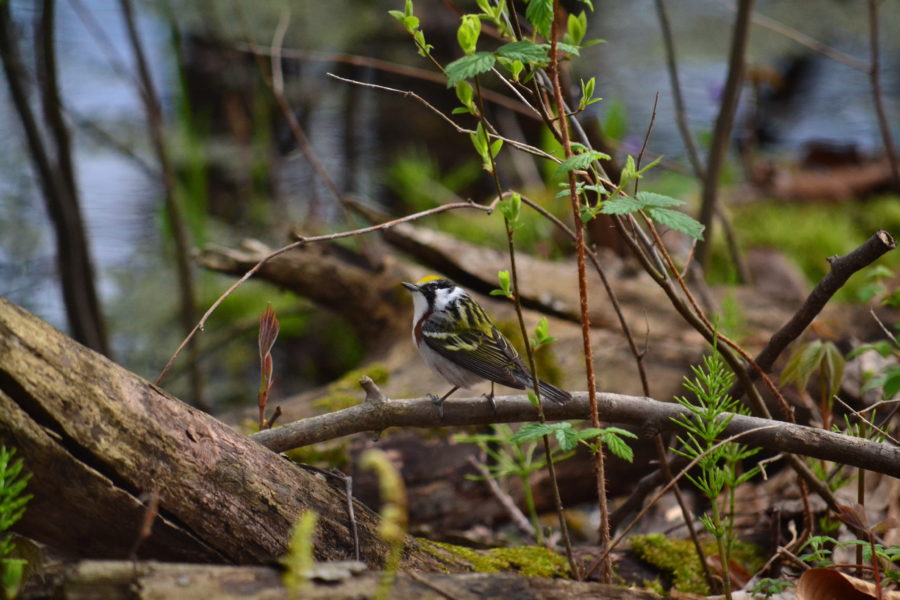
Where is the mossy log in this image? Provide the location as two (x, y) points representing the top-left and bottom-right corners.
(34, 560), (664, 600)
(0, 297), (439, 568)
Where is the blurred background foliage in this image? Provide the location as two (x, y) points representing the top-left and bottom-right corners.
(0, 0), (897, 410)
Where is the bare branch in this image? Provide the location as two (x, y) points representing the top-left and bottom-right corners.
(249, 389), (900, 479)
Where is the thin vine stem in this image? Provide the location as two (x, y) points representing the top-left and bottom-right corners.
(472, 75), (578, 577)
(549, 0), (610, 583)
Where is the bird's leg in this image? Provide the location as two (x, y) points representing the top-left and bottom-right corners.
(482, 382), (497, 413)
(428, 386), (459, 421)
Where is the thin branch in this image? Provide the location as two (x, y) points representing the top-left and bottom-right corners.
(248, 390), (900, 479)
(157, 199), (498, 383)
(696, 0), (754, 269)
(466, 456), (536, 540)
(654, 0), (705, 180)
(716, 0), (868, 72)
(752, 230), (896, 375)
(120, 0), (205, 408)
(326, 72), (558, 163)
(867, 0), (900, 189)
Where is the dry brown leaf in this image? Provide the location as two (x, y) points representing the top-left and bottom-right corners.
(797, 568), (900, 600)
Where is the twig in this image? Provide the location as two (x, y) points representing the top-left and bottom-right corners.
(867, 0), (900, 189)
(157, 199), (498, 383)
(326, 73), (558, 163)
(753, 230), (896, 375)
(716, 0), (868, 72)
(696, 0), (754, 269)
(472, 74), (578, 576)
(466, 456), (536, 540)
(517, 195), (650, 395)
(654, 0), (704, 179)
(248, 390), (900, 480)
(120, 0), (205, 408)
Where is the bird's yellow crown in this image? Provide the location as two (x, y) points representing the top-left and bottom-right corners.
(415, 275), (444, 285)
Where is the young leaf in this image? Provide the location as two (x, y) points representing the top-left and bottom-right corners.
(511, 422), (556, 442)
(647, 207), (705, 241)
(554, 150), (609, 177)
(600, 196), (642, 215)
(635, 191), (684, 208)
(602, 431), (634, 462)
(457, 14), (482, 55)
(566, 11), (587, 46)
(445, 52), (496, 87)
(496, 40), (549, 64)
(525, 0), (554, 39)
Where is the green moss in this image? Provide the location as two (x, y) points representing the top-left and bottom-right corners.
(708, 195), (900, 301)
(283, 441), (350, 470)
(488, 546), (570, 578)
(416, 540), (570, 578)
(631, 533), (709, 594)
(312, 364), (389, 412)
(631, 533), (764, 595)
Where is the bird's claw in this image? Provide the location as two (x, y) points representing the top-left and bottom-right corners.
(482, 392), (497, 413)
(428, 393), (445, 421)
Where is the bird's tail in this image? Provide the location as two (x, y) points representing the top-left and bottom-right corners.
(536, 378), (572, 405)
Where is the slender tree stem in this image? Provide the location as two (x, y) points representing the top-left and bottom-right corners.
(549, 0), (610, 582)
(696, 0), (754, 269)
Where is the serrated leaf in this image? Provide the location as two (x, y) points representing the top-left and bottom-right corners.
(604, 432), (634, 462)
(600, 196), (642, 215)
(647, 207), (705, 240)
(636, 191), (683, 208)
(557, 426), (579, 452)
(555, 42), (581, 56)
(445, 52), (496, 87)
(553, 150), (609, 177)
(496, 40), (549, 64)
(511, 422), (555, 442)
(525, 0), (554, 38)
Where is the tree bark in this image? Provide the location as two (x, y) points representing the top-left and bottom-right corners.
(0, 297), (439, 569)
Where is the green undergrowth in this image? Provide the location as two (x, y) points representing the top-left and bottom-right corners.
(312, 364), (390, 412)
(630, 533), (764, 595)
(418, 539), (570, 578)
(709, 194), (900, 300)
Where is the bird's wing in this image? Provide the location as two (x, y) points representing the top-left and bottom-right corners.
(421, 312), (525, 389)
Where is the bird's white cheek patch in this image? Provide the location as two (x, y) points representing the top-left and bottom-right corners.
(434, 286), (465, 312)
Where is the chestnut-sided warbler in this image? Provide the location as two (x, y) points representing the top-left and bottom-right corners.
(402, 276), (572, 415)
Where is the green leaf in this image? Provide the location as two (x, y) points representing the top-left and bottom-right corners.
(511, 422), (555, 442)
(525, 0), (554, 38)
(553, 150), (609, 177)
(566, 11), (587, 45)
(635, 191), (683, 208)
(647, 207), (705, 240)
(445, 52), (496, 87)
(600, 196), (642, 215)
(556, 424), (579, 452)
(603, 432), (634, 462)
(496, 40), (549, 64)
(457, 14), (482, 55)
(554, 42), (581, 56)
(882, 365), (900, 398)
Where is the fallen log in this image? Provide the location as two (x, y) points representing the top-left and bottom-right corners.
(0, 297), (439, 568)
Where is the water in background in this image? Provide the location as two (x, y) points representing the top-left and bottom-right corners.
(0, 0), (896, 394)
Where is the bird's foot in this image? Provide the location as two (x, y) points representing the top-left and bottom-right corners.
(428, 393), (445, 421)
(481, 392), (497, 413)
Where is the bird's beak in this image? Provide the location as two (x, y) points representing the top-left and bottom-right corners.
(401, 282), (418, 292)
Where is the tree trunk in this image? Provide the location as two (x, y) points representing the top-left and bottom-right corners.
(0, 297), (439, 569)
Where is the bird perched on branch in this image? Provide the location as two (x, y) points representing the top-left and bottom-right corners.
(402, 276), (571, 417)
